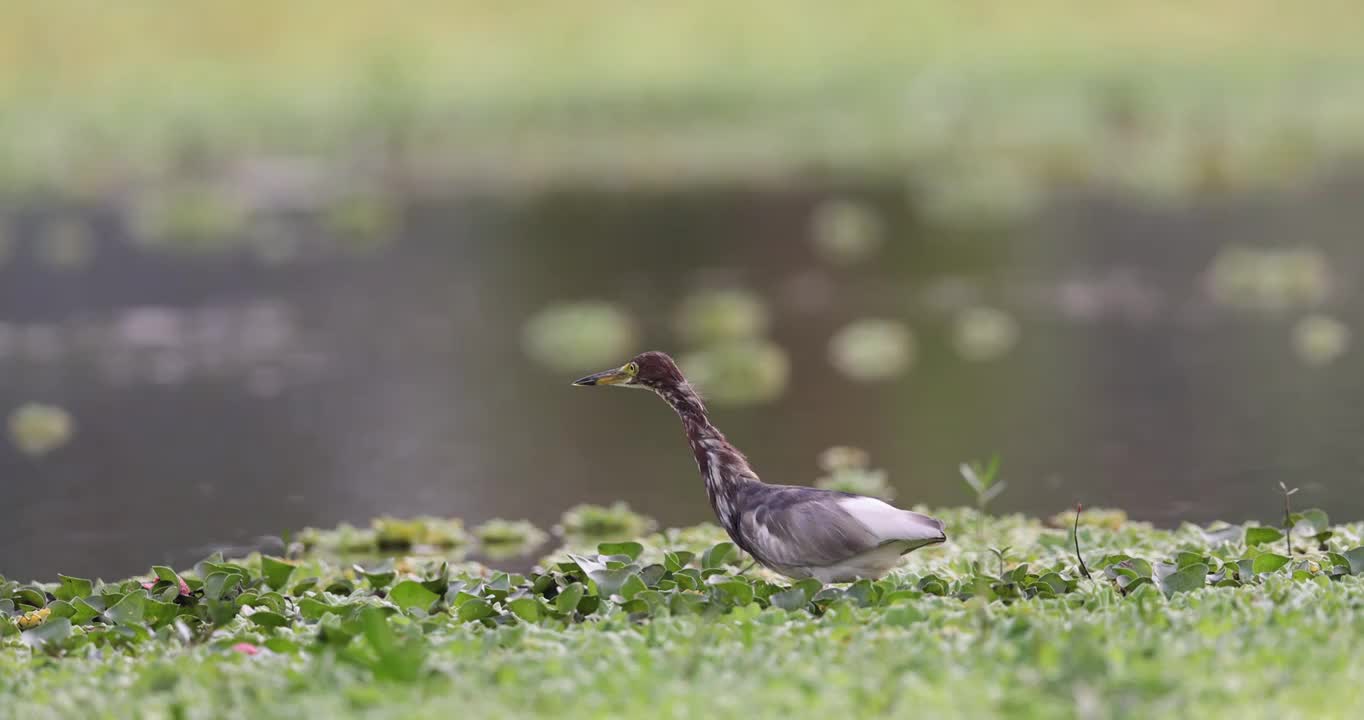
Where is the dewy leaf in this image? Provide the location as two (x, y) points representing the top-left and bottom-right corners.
(597, 541), (644, 561)
(1245, 526), (1284, 546)
(1252, 553), (1292, 574)
(388, 580), (440, 612)
(1159, 563), (1207, 595)
(260, 556), (296, 590)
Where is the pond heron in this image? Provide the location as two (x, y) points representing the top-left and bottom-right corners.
(574, 351), (946, 582)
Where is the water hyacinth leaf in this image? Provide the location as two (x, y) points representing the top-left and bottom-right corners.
(669, 592), (706, 616)
(638, 564), (667, 588)
(260, 557), (296, 589)
(618, 573), (648, 601)
(1252, 554), (1292, 574)
(456, 598), (494, 623)
(711, 579), (755, 605)
(355, 566), (396, 590)
(507, 597), (540, 622)
(20, 618), (72, 648)
(1175, 552), (1206, 570)
(769, 588), (808, 611)
(298, 598), (338, 621)
(597, 542), (644, 561)
(1245, 526), (1283, 546)
(291, 578), (318, 595)
(105, 592), (147, 625)
(883, 605), (925, 626)
(265, 637), (300, 654)
(1200, 524), (1243, 546)
(1035, 572), (1069, 595)
(702, 542), (737, 570)
(388, 581), (440, 613)
(1292, 509), (1329, 536)
(1159, 564), (1207, 595)
(203, 572), (243, 601)
(555, 583), (585, 614)
(46, 600), (75, 619)
(54, 575), (93, 602)
(1341, 547), (1364, 575)
(664, 551), (695, 573)
(13, 587), (47, 609)
(587, 568), (637, 598)
(248, 611), (290, 629)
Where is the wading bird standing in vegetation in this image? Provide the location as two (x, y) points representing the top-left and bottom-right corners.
(574, 351), (946, 581)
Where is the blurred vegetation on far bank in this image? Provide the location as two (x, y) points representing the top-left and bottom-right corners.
(3, 1), (1364, 200)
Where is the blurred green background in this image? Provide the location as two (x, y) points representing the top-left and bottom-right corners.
(3, 1), (1364, 580)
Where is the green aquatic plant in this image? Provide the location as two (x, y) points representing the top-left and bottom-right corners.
(6, 403), (74, 457)
(952, 306), (1021, 362)
(6, 506), (1364, 718)
(809, 198), (884, 265)
(674, 288), (771, 346)
(827, 319), (914, 381)
(371, 516), (469, 551)
(813, 446), (895, 501)
(554, 502), (655, 540)
(473, 519), (549, 560)
(959, 455), (1006, 516)
(678, 340), (789, 406)
(1292, 313), (1350, 367)
(1205, 245), (1330, 312)
(521, 301), (637, 373)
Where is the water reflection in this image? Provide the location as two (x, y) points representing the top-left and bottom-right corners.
(3, 177), (1364, 582)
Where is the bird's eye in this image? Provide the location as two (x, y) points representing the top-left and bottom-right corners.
(625, 362), (639, 378)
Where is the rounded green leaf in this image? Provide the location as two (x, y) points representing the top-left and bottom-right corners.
(1159, 563), (1207, 595)
(388, 580), (440, 613)
(555, 583), (585, 614)
(1252, 553), (1291, 574)
(456, 598), (494, 622)
(507, 597), (540, 621)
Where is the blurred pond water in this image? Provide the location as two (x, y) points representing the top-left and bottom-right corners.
(3, 177), (1364, 580)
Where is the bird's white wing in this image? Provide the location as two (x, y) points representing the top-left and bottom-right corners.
(735, 486), (944, 570)
(835, 496), (946, 547)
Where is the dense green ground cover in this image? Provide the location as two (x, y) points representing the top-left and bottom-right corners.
(5, 507), (1364, 718)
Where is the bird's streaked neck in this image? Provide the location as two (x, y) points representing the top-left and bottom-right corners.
(654, 380), (758, 532)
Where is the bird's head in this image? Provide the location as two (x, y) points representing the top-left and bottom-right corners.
(572, 351), (686, 392)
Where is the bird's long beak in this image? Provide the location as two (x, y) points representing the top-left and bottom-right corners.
(572, 366), (631, 386)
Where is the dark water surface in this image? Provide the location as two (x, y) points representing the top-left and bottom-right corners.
(4, 180), (1364, 581)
